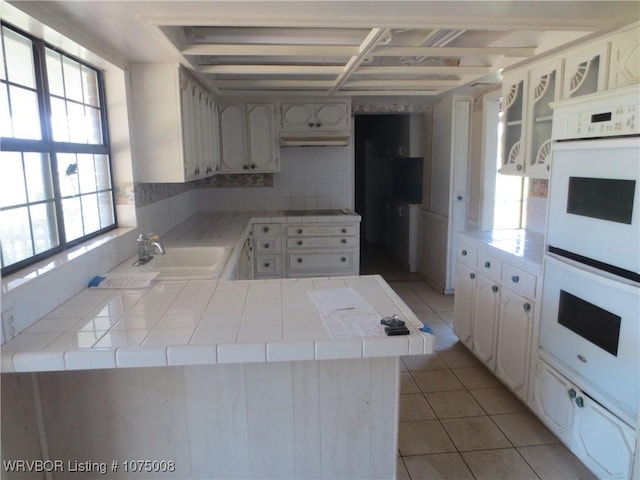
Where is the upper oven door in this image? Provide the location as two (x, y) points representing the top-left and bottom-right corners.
(547, 138), (640, 275)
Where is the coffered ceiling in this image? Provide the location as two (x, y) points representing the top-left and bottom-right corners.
(6, 1), (640, 102)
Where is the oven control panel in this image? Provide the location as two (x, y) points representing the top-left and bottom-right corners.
(551, 85), (640, 140)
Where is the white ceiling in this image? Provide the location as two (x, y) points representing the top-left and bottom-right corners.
(6, 1), (640, 103)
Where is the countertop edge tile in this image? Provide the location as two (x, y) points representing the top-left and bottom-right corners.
(267, 340), (315, 362)
(315, 337), (363, 360)
(13, 351), (66, 372)
(217, 343), (267, 364)
(115, 346), (167, 368)
(64, 348), (117, 370)
(167, 345), (217, 366)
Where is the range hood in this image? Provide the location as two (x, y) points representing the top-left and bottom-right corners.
(279, 131), (351, 147)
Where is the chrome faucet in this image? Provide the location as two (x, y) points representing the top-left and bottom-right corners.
(134, 233), (166, 266)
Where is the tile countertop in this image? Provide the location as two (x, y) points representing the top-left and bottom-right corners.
(1, 275), (432, 373)
(457, 229), (545, 274)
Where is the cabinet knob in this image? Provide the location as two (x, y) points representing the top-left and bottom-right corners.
(308, 122), (314, 128)
(297, 258), (303, 263)
(511, 275), (520, 283)
(461, 249), (467, 256)
(341, 239), (347, 244)
(195, 167), (200, 175)
(297, 229), (303, 234)
(568, 388), (577, 399)
(575, 397), (585, 408)
(516, 164), (523, 171)
(341, 257), (346, 262)
(470, 273), (476, 279)
(206, 166), (212, 174)
(250, 164), (256, 169)
(243, 165), (249, 170)
(263, 227), (269, 233)
(492, 285), (499, 293)
(264, 243), (270, 249)
(297, 240), (303, 246)
(457, 195), (463, 201)
(341, 228), (347, 233)
(546, 165), (551, 171)
(315, 123), (322, 128)
(264, 262), (270, 268)
(484, 261), (491, 268)
(523, 303), (531, 312)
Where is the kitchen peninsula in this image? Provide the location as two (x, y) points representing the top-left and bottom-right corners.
(1, 211), (433, 479)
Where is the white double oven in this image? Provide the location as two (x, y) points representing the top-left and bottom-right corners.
(540, 85), (640, 424)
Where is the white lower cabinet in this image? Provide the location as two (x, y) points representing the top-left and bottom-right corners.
(534, 360), (636, 479)
(251, 223), (282, 279)
(452, 265), (475, 347)
(472, 275), (500, 370)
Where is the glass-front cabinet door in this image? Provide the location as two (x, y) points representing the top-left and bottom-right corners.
(562, 42), (609, 99)
(500, 70), (528, 175)
(526, 60), (562, 179)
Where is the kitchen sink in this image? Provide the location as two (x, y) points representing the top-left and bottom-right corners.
(113, 246), (232, 280)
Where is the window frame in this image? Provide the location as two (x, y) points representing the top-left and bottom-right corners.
(0, 22), (117, 276)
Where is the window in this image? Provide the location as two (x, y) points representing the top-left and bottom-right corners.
(0, 23), (115, 274)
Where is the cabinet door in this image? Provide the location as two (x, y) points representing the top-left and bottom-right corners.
(281, 103), (315, 130)
(248, 103), (279, 172)
(562, 42), (608, 99)
(526, 60), (561, 179)
(314, 103), (350, 130)
(453, 265), (476, 348)
(500, 70), (528, 175)
(608, 26), (640, 90)
(495, 289), (534, 400)
(572, 394), (635, 480)
(533, 361), (574, 445)
(219, 104), (248, 173)
(181, 80), (199, 181)
(472, 276), (500, 369)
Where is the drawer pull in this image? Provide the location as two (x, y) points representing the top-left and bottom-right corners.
(264, 243), (270, 249)
(511, 275), (520, 283)
(568, 388), (577, 399)
(341, 239), (347, 244)
(484, 261), (491, 268)
(341, 257), (346, 262)
(341, 228), (347, 233)
(263, 227), (269, 233)
(523, 303), (531, 312)
(297, 229), (303, 234)
(308, 122), (314, 128)
(469, 273), (476, 279)
(575, 397), (584, 408)
(297, 240), (303, 246)
(492, 285), (499, 293)
(297, 258), (303, 263)
(461, 249), (467, 256)
(264, 262), (270, 268)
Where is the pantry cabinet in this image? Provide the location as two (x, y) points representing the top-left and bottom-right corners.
(534, 360), (636, 479)
(280, 102), (350, 131)
(219, 103), (279, 173)
(130, 64), (219, 183)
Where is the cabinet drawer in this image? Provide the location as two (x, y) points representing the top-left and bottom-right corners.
(286, 225), (356, 237)
(286, 237), (356, 249)
(252, 223), (281, 236)
(254, 238), (280, 253)
(254, 255), (281, 276)
(501, 263), (537, 298)
(287, 252), (354, 270)
(477, 252), (502, 281)
(457, 243), (478, 267)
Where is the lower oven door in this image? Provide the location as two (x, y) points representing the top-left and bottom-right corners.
(540, 255), (640, 420)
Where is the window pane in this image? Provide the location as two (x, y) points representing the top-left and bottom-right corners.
(62, 196), (83, 241)
(0, 30), (5, 82)
(0, 151), (27, 207)
(50, 97), (70, 142)
(78, 154), (96, 193)
(57, 153), (80, 197)
(9, 86), (41, 139)
(62, 56), (83, 102)
(30, 202), (58, 254)
(0, 206), (33, 266)
(86, 106), (103, 144)
(81, 66), (100, 107)
(24, 152), (54, 202)
(0, 84), (12, 137)
(3, 27), (35, 88)
(45, 49), (65, 97)
(94, 154), (111, 190)
(81, 193), (100, 234)
(98, 191), (115, 228)
(67, 101), (87, 143)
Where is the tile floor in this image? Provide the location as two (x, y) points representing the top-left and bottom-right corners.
(360, 243), (597, 480)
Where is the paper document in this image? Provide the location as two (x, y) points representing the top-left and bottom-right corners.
(88, 272), (159, 289)
(307, 288), (385, 338)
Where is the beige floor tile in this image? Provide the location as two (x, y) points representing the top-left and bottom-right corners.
(425, 391), (485, 419)
(492, 412), (560, 447)
(412, 369), (465, 393)
(400, 359), (408, 372)
(403, 453), (474, 480)
(396, 458), (411, 480)
(436, 310), (454, 326)
(462, 448), (539, 480)
(398, 420), (457, 456)
(402, 353), (448, 371)
(437, 348), (483, 368)
(452, 366), (503, 389)
(441, 416), (511, 451)
(470, 387), (529, 415)
(400, 372), (421, 394)
(400, 394), (436, 421)
(416, 310), (446, 326)
(518, 444), (598, 480)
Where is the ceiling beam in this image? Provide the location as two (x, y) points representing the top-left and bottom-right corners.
(354, 65), (493, 76)
(214, 79), (335, 89)
(334, 90), (442, 96)
(373, 46), (536, 57)
(343, 79), (460, 88)
(329, 27), (392, 94)
(198, 65), (344, 75)
(181, 44), (359, 56)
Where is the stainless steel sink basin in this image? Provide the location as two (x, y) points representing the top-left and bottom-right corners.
(113, 246), (232, 280)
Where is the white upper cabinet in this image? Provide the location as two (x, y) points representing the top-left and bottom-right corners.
(608, 26), (640, 89)
(500, 69), (528, 175)
(219, 103), (279, 173)
(561, 41), (608, 100)
(130, 64), (219, 183)
(281, 102), (350, 131)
